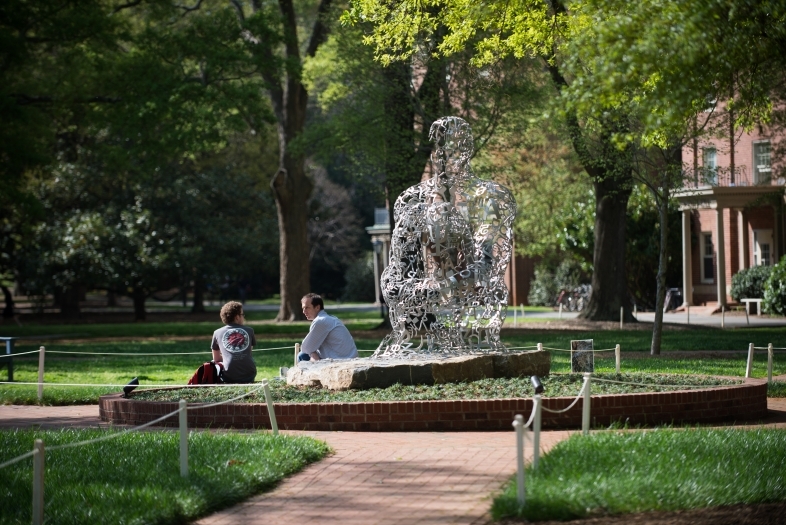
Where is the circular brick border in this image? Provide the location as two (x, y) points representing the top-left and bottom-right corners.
(99, 378), (768, 431)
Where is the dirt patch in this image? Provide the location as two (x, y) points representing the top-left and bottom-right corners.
(497, 501), (786, 525)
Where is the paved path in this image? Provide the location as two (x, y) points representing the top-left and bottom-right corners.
(3, 400), (786, 524)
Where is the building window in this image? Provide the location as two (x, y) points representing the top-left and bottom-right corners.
(754, 230), (773, 266)
(753, 141), (772, 184)
(701, 232), (714, 282)
(702, 148), (717, 185)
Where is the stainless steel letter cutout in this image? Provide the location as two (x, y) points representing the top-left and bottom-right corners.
(374, 117), (517, 358)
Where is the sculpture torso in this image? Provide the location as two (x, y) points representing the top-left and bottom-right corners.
(375, 117), (516, 358)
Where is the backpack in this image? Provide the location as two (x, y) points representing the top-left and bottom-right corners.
(187, 361), (225, 385)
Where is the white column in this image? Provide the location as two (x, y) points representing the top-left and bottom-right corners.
(682, 210), (693, 306)
(716, 207), (727, 306)
(737, 209), (746, 272)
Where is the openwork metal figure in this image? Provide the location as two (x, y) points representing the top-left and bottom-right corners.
(374, 116), (517, 358)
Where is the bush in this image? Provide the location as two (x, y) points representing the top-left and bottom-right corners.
(528, 258), (587, 306)
(341, 253), (377, 302)
(763, 255), (786, 315)
(730, 265), (771, 301)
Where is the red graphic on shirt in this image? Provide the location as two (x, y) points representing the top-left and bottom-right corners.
(222, 328), (250, 353)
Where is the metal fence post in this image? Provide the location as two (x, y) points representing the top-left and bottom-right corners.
(32, 439), (44, 525)
(619, 307), (623, 329)
(294, 343), (300, 367)
(262, 379), (279, 436)
(615, 344), (621, 374)
(512, 414), (525, 506)
(745, 343), (755, 378)
(532, 395), (541, 470)
(768, 343), (774, 383)
(37, 346), (45, 401)
(582, 373), (592, 436)
(179, 399), (188, 478)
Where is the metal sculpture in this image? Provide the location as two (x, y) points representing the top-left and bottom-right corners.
(374, 116), (517, 358)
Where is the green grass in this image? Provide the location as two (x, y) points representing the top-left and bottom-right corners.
(492, 428), (786, 522)
(130, 373), (739, 404)
(1, 327), (785, 406)
(0, 428), (329, 525)
(0, 315), (382, 339)
(768, 381), (786, 397)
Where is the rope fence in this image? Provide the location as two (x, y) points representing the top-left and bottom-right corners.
(0, 378), (278, 525)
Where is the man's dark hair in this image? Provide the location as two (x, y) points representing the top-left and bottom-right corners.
(220, 301), (244, 325)
(302, 293), (324, 311)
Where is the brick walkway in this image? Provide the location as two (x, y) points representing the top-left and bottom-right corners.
(2, 400), (786, 525)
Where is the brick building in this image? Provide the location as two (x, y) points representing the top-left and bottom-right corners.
(676, 114), (785, 308)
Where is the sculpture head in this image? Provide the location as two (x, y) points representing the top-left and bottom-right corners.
(429, 116), (474, 180)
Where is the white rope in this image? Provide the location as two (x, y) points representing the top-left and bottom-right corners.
(522, 405), (536, 429)
(0, 349), (42, 357)
(0, 449), (37, 470)
(541, 346), (616, 353)
(188, 383), (267, 410)
(592, 377), (733, 389)
(46, 407), (183, 451)
(504, 346), (540, 351)
(39, 345), (295, 356)
(0, 381), (273, 388)
(541, 380), (587, 414)
(46, 350), (210, 356)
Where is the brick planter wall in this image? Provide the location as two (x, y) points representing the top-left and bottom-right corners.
(99, 379), (768, 431)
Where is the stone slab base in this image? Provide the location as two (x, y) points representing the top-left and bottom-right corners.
(99, 379), (768, 431)
(287, 351), (551, 390)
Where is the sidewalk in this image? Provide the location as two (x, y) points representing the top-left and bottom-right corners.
(2, 401), (786, 524)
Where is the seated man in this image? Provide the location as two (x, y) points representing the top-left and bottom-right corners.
(211, 301), (257, 383)
(298, 293), (358, 362)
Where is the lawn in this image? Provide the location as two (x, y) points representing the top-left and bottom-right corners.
(0, 428), (329, 525)
(1, 323), (785, 405)
(492, 428), (786, 522)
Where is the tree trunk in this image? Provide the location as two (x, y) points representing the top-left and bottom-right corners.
(272, 124), (313, 321)
(59, 286), (81, 319)
(106, 290), (117, 307)
(650, 191), (669, 355)
(192, 275), (205, 313)
(132, 286), (146, 321)
(579, 175), (635, 321)
(1, 285), (14, 319)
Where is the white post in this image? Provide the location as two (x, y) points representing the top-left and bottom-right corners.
(745, 343), (755, 378)
(745, 305), (750, 326)
(513, 305), (517, 328)
(32, 439), (44, 525)
(582, 373), (591, 436)
(37, 346), (45, 401)
(537, 342), (543, 353)
(179, 399), (188, 478)
(615, 344), (621, 374)
(633, 304), (637, 319)
(512, 414), (525, 506)
(721, 305), (725, 329)
(520, 304), (524, 321)
(768, 343), (774, 383)
(558, 303), (562, 319)
(294, 343), (300, 367)
(262, 379), (279, 436)
(619, 307), (623, 329)
(687, 304), (690, 325)
(532, 395), (542, 470)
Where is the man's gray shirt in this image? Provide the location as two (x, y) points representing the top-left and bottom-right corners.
(302, 310), (358, 360)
